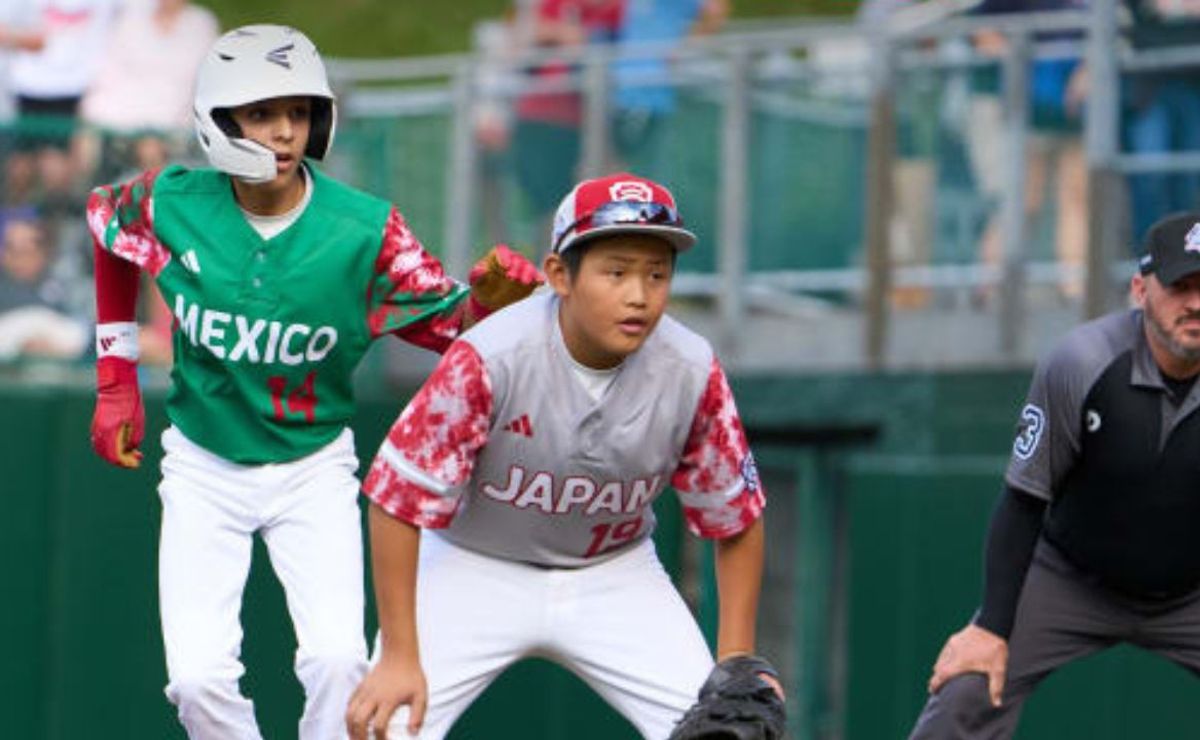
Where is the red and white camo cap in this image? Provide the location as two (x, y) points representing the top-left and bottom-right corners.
(550, 172), (697, 255)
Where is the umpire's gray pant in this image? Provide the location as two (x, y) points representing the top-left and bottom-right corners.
(909, 538), (1200, 740)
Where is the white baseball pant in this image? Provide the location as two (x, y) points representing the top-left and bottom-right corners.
(157, 425), (367, 740)
(380, 531), (714, 739)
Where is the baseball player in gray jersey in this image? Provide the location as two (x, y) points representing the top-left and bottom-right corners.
(344, 173), (778, 739)
(911, 212), (1200, 738)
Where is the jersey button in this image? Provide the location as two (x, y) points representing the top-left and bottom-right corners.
(251, 277), (262, 288)
(255, 251), (266, 262)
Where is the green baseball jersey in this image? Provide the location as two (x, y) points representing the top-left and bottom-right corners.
(88, 163), (468, 464)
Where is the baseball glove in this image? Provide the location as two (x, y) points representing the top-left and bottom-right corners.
(668, 655), (786, 740)
(466, 244), (542, 319)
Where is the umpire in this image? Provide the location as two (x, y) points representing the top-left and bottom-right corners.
(910, 212), (1200, 738)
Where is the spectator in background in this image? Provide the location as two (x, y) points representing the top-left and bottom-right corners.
(511, 0), (624, 240)
(857, 0), (941, 310)
(80, 0), (218, 180)
(1123, 0), (1200, 241)
(77, 0), (217, 364)
(1, 0), (118, 207)
(965, 0), (1089, 304)
(0, 207), (86, 360)
(0, 1), (38, 126)
(471, 14), (520, 247)
(610, 0), (728, 179)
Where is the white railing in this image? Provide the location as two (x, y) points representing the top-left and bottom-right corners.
(322, 9), (1198, 371)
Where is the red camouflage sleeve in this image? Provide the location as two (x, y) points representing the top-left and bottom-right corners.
(86, 168), (171, 276)
(366, 207), (470, 353)
(363, 341), (493, 528)
(671, 357), (766, 539)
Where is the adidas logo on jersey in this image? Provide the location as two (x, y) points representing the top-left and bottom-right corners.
(180, 250), (201, 274)
(503, 414), (533, 437)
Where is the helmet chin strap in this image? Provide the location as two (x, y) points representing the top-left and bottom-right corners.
(233, 168), (278, 185)
(224, 137), (279, 184)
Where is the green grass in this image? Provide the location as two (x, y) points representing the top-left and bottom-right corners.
(197, 0), (512, 57)
(196, 0), (856, 57)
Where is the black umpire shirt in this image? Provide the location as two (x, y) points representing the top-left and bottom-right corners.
(1006, 308), (1200, 599)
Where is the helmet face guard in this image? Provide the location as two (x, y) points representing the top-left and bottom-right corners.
(193, 25), (336, 183)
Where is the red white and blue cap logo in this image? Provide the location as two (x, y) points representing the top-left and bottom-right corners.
(1186, 223), (1200, 254)
(608, 180), (654, 202)
(551, 172), (697, 255)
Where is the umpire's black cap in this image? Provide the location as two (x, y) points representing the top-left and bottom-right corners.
(1139, 212), (1200, 285)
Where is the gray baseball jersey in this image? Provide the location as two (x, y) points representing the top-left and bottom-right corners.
(363, 291), (765, 567)
(1006, 307), (1200, 597)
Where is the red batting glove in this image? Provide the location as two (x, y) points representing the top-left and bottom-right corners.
(91, 356), (144, 469)
(467, 244), (543, 320)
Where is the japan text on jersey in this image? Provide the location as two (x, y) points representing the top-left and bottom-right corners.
(364, 293), (766, 567)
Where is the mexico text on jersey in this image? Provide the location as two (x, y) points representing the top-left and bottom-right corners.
(173, 294), (338, 365)
(87, 164), (468, 464)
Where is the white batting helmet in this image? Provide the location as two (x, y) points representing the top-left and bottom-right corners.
(193, 25), (336, 183)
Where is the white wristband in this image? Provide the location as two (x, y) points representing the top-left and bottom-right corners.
(96, 322), (139, 360)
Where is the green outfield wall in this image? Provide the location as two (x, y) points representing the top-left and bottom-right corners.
(2, 369), (1197, 739)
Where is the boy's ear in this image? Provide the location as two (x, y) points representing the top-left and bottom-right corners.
(543, 252), (571, 297)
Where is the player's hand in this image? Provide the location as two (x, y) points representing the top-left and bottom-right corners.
(717, 651), (785, 701)
(927, 623), (1008, 707)
(91, 356), (144, 469)
(346, 654), (428, 739)
(466, 244), (542, 319)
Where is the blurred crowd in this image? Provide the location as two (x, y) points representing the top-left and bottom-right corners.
(0, 0), (729, 369)
(473, 0), (1200, 311)
(472, 0), (731, 247)
(1, 0), (1199, 368)
(861, 0), (1200, 309)
(0, 0), (217, 367)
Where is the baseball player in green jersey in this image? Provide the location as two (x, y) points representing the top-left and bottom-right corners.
(85, 25), (540, 740)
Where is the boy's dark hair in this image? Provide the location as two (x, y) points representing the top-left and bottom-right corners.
(560, 237), (678, 281)
(561, 240), (590, 280)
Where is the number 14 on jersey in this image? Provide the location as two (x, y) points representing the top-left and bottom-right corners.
(268, 372), (318, 423)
